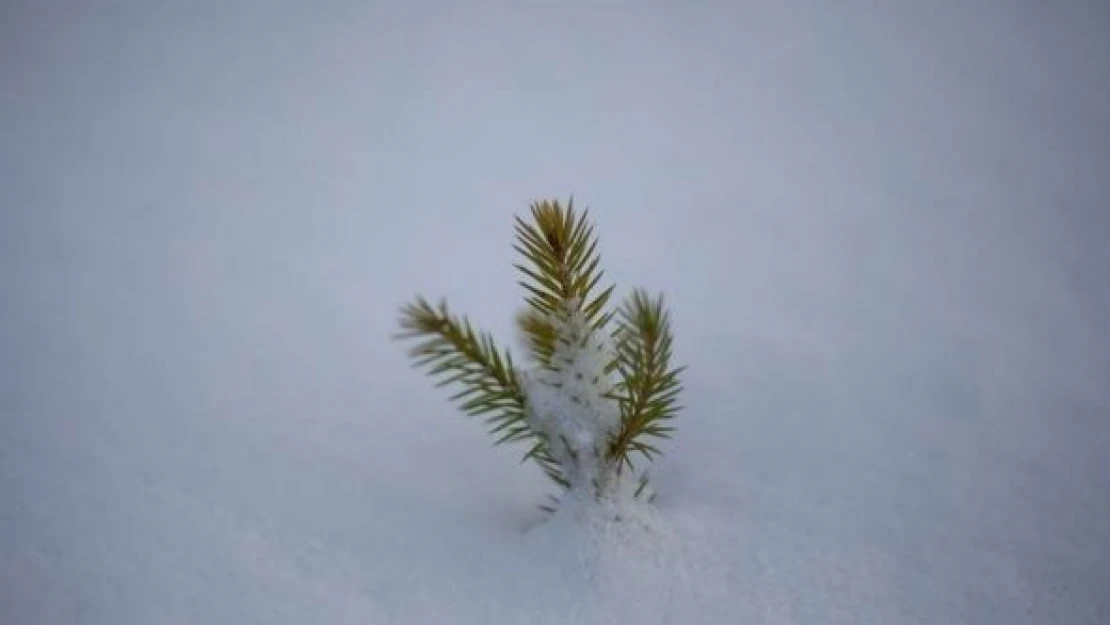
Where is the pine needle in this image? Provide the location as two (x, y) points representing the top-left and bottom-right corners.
(395, 297), (566, 485)
(608, 289), (685, 471)
(513, 198), (613, 367)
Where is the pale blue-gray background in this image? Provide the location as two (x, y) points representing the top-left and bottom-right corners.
(3, 2), (1108, 623)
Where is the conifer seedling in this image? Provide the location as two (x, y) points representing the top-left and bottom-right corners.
(396, 198), (684, 512)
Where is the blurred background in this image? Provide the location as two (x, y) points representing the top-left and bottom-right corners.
(2, 2), (1108, 623)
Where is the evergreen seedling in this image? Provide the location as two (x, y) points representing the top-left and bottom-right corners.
(396, 198), (684, 510)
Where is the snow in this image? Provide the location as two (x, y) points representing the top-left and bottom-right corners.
(2, 1), (1108, 623)
(519, 299), (630, 500)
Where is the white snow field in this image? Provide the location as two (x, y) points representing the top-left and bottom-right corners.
(3, 1), (1108, 623)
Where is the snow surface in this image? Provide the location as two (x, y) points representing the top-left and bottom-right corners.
(3, 1), (1108, 623)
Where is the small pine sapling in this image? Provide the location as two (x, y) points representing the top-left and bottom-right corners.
(396, 199), (684, 512)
